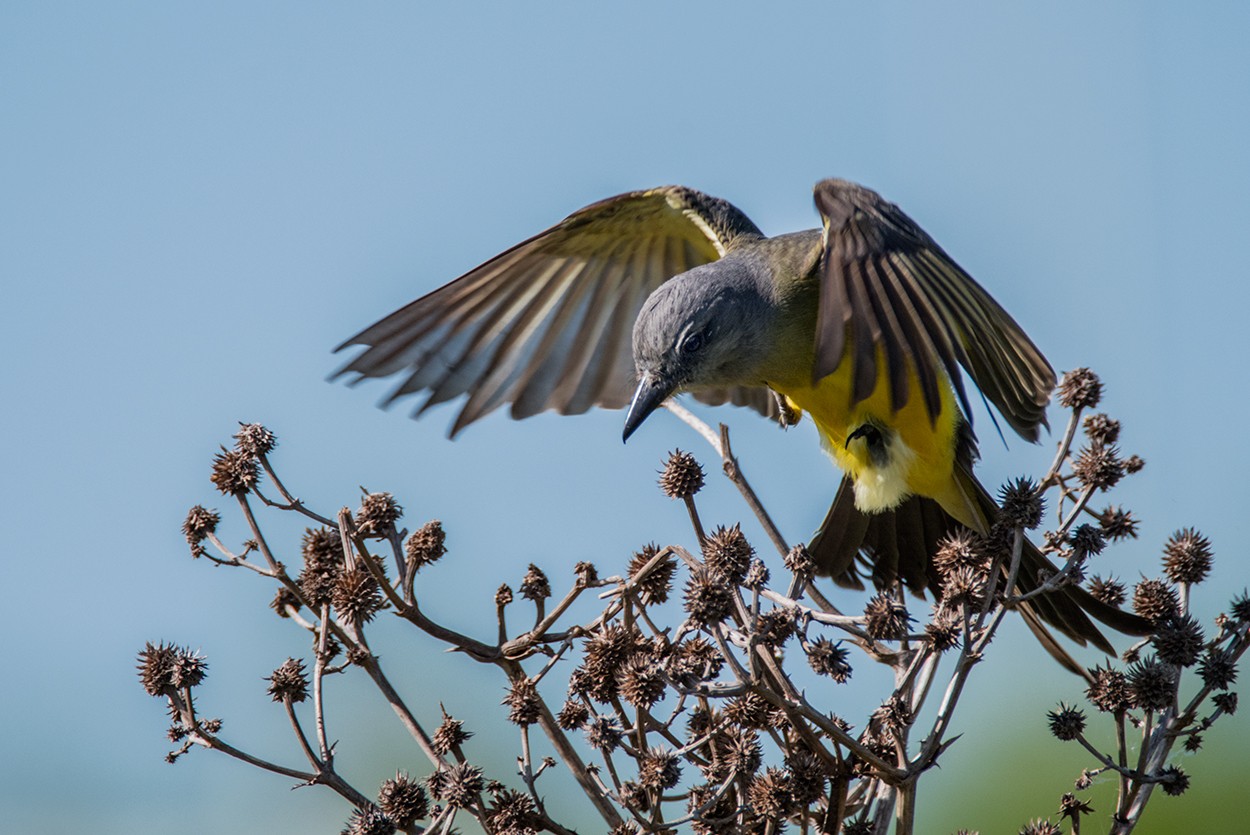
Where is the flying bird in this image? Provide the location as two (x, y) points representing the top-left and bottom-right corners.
(335, 178), (1147, 663)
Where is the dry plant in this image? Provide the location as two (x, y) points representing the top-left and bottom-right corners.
(140, 370), (1248, 834)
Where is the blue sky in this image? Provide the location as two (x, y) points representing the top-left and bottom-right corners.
(3, 3), (1249, 832)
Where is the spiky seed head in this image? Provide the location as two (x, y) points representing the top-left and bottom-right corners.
(688, 783), (738, 835)
(1159, 765), (1190, 797)
(724, 692), (775, 730)
(807, 637), (852, 682)
(942, 566), (988, 609)
(926, 606), (964, 652)
(933, 530), (989, 578)
(638, 747), (681, 791)
(266, 658), (309, 703)
(211, 447), (260, 495)
(137, 641), (208, 695)
(1124, 454), (1145, 474)
(747, 768), (794, 818)
(617, 655), (665, 709)
(1100, 506), (1140, 541)
(871, 694), (914, 740)
(181, 505), (220, 546)
(1230, 591), (1250, 622)
(864, 593), (911, 640)
(1020, 819), (1062, 835)
(485, 788), (540, 834)
(405, 521), (447, 570)
(233, 423), (276, 457)
(585, 717), (622, 752)
(1132, 578), (1180, 623)
(495, 584), (513, 607)
(1162, 528), (1213, 585)
(1083, 413), (1121, 444)
(503, 678), (542, 726)
(702, 524), (754, 584)
(684, 566), (734, 628)
(299, 527), (345, 606)
(753, 608), (795, 647)
(355, 491), (403, 539)
(1047, 703), (1087, 741)
(784, 543), (815, 577)
(1198, 648), (1238, 691)
(1058, 367), (1103, 409)
(1088, 576), (1127, 608)
(1152, 615), (1204, 667)
(1086, 664), (1131, 713)
(628, 544), (674, 605)
(658, 449), (704, 498)
(1057, 793), (1094, 821)
(1072, 443), (1125, 491)
(785, 749), (827, 806)
(574, 560), (599, 587)
(1184, 733), (1204, 752)
(332, 568), (384, 625)
(999, 478), (1044, 529)
(433, 711), (471, 755)
(1070, 524), (1106, 558)
(1127, 657), (1177, 712)
(519, 564), (551, 601)
(556, 698), (589, 730)
(713, 726), (762, 776)
(270, 586), (301, 618)
(743, 558), (770, 589)
(666, 636), (724, 687)
(377, 772), (428, 828)
(1214, 692), (1238, 714)
(439, 762), (484, 809)
(341, 806), (396, 835)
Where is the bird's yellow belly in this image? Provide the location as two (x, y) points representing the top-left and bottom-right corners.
(770, 360), (961, 513)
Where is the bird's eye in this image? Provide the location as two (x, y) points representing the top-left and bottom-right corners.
(681, 330), (706, 354)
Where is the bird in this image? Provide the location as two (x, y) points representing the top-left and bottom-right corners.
(334, 178), (1148, 665)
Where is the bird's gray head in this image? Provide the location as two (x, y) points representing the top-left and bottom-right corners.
(622, 261), (771, 441)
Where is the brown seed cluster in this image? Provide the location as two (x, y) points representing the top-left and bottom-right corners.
(377, 772), (428, 828)
(137, 641), (208, 696)
(658, 449), (705, 499)
(211, 448), (260, 495)
(266, 658), (308, 703)
(702, 524), (754, 584)
(355, 491), (403, 538)
(405, 520), (446, 570)
(233, 423), (277, 457)
(1058, 367), (1103, 410)
(1161, 528), (1213, 585)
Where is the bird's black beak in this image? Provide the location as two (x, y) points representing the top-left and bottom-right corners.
(622, 374), (673, 442)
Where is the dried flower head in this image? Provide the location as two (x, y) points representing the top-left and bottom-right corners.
(1214, 692), (1238, 714)
(1058, 793), (1094, 821)
(725, 692), (776, 730)
(557, 698), (589, 731)
(354, 491), (402, 539)
(1132, 578), (1179, 623)
(519, 564), (551, 601)
(341, 806), (395, 835)
(495, 584), (513, 608)
(658, 449), (705, 499)
(438, 762), (484, 809)
(925, 606), (964, 652)
(942, 566), (988, 609)
(754, 608), (795, 647)
(137, 642), (207, 696)
(1047, 703), (1086, 741)
(667, 636), (724, 687)
(1152, 615), (1204, 667)
(933, 530), (989, 578)
(712, 726), (762, 777)
(269, 586), (302, 618)
(503, 678), (542, 726)
(210, 447), (260, 495)
(684, 566), (734, 628)
(1184, 733), (1204, 753)
(1158, 765), (1190, 797)
(1230, 591), (1250, 622)
(807, 637), (852, 682)
(1162, 528), (1213, 586)
(1071, 443), (1124, 491)
(266, 658), (308, 703)
(233, 423), (276, 457)
(702, 524), (754, 584)
(1058, 367), (1102, 410)
(377, 772), (428, 828)
(784, 749), (827, 806)
(688, 782), (738, 835)
(1124, 454), (1145, 474)
(617, 655), (665, 709)
(746, 768), (794, 818)
(299, 527), (345, 606)
(1127, 657), (1177, 712)
(405, 521), (447, 571)
(332, 568), (384, 625)
(999, 478), (1043, 529)
(1099, 506), (1139, 541)
(1199, 648), (1238, 691)
(638, 747), (681, 791)
(1088, 576), (1127, 608)
(1086, 664), (1131, 713)
(628, 544), (674, 605)
(1083, 413), (1121, 444)
(744, 558), (770, 589)
(585, 717), (622, 753)
(1069, 524), (1106, 558)
(573, 560), (599, 587)
(778, 545), (812, 581)
(485, 788), (540, 835)
(433, 710), (471, 755)
(181, 505), (220, 547)
(1020, 819), (1062, 835)
(863, 593), (910, 640)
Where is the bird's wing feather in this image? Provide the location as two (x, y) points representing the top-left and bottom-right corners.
(334, 187), (764, 435)
(812, 179), (1056, 441)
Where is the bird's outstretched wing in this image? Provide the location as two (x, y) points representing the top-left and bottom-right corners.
(334, 187), (769, 436)
(812, 178), (1056, 441)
